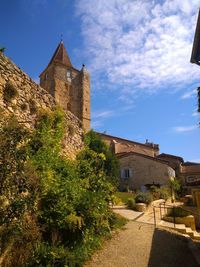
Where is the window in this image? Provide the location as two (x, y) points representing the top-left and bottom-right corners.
(121, 168), (132, 179)
(186, 176), (196, 183)
(66, 70), (71, 81)
(45, 72), (48, 80)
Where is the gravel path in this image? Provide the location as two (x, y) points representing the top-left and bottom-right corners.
(84, 221), (199, 267)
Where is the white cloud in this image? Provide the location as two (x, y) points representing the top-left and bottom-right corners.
(192, 111), (200, 117)
(92, 110), (114, 119)
(76, 0), (200, 98)
(181, 89), (197, 99)
(173, 125), (198, 133)
(91, 110), (114, 130)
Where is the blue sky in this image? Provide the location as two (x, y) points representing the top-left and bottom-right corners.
(1, 0), (200, 162)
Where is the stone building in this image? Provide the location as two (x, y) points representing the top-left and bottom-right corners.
(180, 162), (200, 187)
(40, 41), (90, 131)
(98, 133), (175, 190)
(118, 151), (175, 191)
(97, 133), (159, 157)
(157, 153), (184, 176)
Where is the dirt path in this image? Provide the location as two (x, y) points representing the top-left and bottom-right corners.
(84, 221), (199, 267)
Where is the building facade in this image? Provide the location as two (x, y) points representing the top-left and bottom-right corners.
(118, 152), (175, 191)
(180, 162), (200, 187)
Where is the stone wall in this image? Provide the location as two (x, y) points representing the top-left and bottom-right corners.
(118, 152), (175, 191)
(0, 52), (84, 159)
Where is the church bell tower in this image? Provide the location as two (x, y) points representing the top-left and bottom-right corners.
(39, 41), (90, 131)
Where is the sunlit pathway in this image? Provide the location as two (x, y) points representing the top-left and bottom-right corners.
(84, 221), (199, 267)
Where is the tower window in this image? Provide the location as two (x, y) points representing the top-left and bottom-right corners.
(45, 72), (48, 80)
(66, 70), (71, 79)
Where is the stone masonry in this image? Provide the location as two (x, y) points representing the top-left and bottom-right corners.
(40, 41), (90, 131)
(118, 152), (175, 191)
(0, 52), (84, 159)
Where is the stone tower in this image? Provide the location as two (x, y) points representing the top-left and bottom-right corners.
(39, 41), (90, 131)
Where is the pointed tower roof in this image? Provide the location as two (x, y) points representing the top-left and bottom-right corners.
(48, 41), (72, 67)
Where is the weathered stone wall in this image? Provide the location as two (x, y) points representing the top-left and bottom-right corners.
(0, 52), (84, 159)
(118, 153), (175, 191)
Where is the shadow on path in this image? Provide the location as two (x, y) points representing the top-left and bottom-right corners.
(148, 228), (199, 267)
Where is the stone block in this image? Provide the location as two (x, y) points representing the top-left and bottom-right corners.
(135, 203), (146, 212)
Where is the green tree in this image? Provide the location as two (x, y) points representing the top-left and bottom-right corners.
(84, 130), (120, 187)
(169, 177), (181, 202)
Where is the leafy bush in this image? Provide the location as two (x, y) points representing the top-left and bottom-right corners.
(109, 212), (128, 230)
(3, 81), (18, 102)
(150, 186), (170, 201)
(167, 207), (191, 217)
(115, 192), (135, 204)
(159, 187), (170, 200)
(84, 130), (120, 187)
(135, 192), (152, 205)
(149, 185), (160, 200)
(127, 198), (135, 210)
(0, 109), (122, 266)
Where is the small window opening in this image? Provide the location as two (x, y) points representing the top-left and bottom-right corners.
(67, 70), (71, 80)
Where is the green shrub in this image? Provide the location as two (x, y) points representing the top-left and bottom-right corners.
(3, 81), (18, 102)
(135, 192), (152, 205)
(30, 243), (73, 267)
(149, 185), (160, 200)
(109, 212), (127, 230)
(115, 192), (135, 204)
(159, 187), (170, 200)
(0, 110), (124, 267)
(84, 130), (120, 187)
(149, 186), (170, 201)
(127, 198), (135, 210)
(167, 207), (191, 217)
(111, 194), (122, 205)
